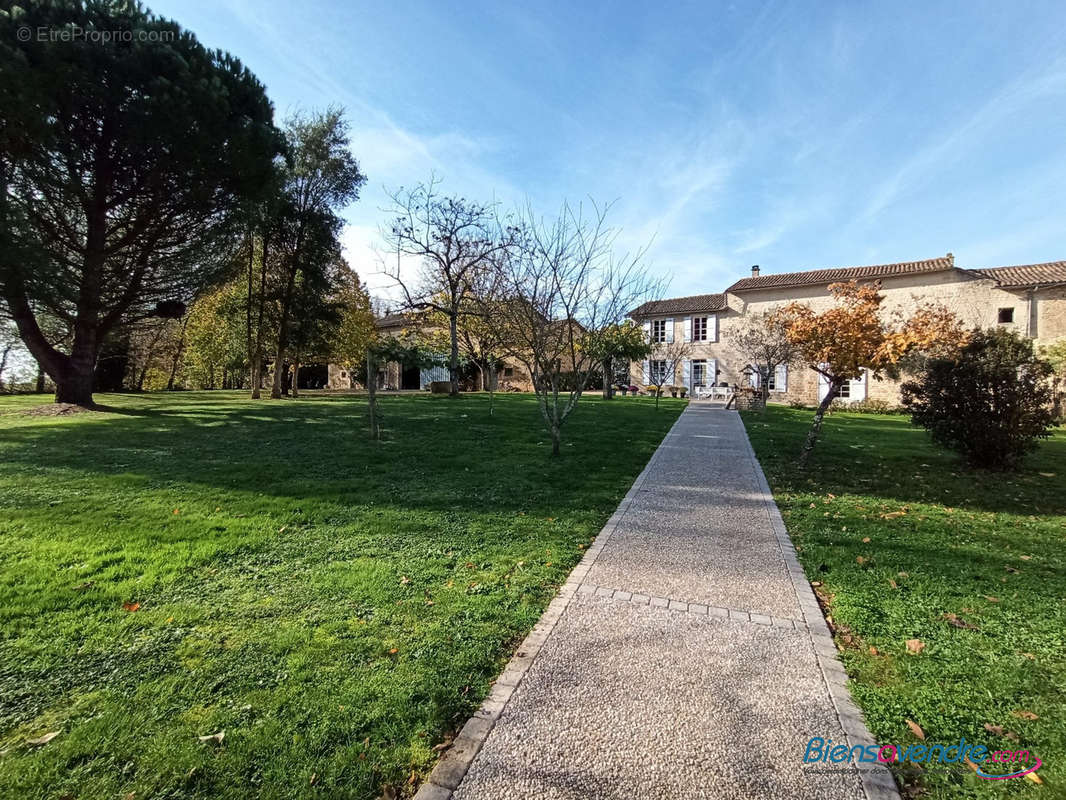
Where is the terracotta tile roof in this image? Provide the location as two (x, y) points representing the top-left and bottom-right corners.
(630, 293), (728, 318)
(972, 261), (1066, 288)
(725, 256), (955, 293)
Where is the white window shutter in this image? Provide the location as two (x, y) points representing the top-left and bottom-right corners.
(683, 316), (692, 342)
(854, 369), (868, 400)
(749, 369), (759, 388)
(775, 364), (788, 392)
(682, 359), (691, 388)
(709, 359), (717, 385)
(642, 320), (651, 342)
(708, 314), (718, 341)
(642, 360), (650, 384)
(665, 318), (674, 343)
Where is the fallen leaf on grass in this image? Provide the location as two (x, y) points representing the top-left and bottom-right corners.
(856, 556), (867, 564)
(984, 596), (999, 603)
(943, 613), (978, 630)
(983, 723), (1004, 736)
(906, 719), (926, 740)
(26, 732), (59, 746)
(1005, 566), (1020, 574)
(905, 639), (925, 654)
(810, 581), (822, 587)
(1022, 652), (1036, 660)
(399, 576), (410, 585)
(1011, 710), (1039, 720)
(432, 738), (453, 752)
(388, 648), (398, 655)
(1026, 770), (1044, 785)
(880, 511), (906, 520)
(122, 602), (140, 612)
(862, 537), (871, 543)
(198, 731), (224, 745)
(1019, 555), (1031, 561)
(868, 646), (879, 656)
(888, 579), (898, 589)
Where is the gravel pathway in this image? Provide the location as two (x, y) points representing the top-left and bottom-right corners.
(417, 404), (898, 800)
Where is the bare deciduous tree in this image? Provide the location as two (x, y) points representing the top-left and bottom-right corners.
(487, 201), (662, 455)
(381, 177), (516, 396)
(644, 338), (693, 408)
(727, 310), (797, 404)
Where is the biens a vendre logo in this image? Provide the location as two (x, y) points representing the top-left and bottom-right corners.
(804, 736), (1043, 781)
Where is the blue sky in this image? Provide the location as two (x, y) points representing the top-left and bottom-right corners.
(152, 0), (1066, 300)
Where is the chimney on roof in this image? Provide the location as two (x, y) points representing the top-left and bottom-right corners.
(946, 252), (954, 265)
(751, 265), (761, 277)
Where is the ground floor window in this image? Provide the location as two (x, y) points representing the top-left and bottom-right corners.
(650, 359), (669, 384)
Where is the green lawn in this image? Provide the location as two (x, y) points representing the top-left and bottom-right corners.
(743, 406), (1065, 798)
(0, 391), (683, 800)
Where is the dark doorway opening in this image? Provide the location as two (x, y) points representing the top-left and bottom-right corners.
(401, 364), (421, 390)
(298, 363), (329, 389)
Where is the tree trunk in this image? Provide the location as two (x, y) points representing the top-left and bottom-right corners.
(291, 360), (300, 397)
(799, 380), (841, 468)
(272, 265), (297, 399)
(448, 312), (460, 396)
(166, 315), (189, 391)
(54, 326), (98, 406)
(602, 357), (613, 400)
(35, 365), (45, 393)
(0, 345), (11, 392)
(136, 323), (166, 391)
(366, 349), (379, 440)
(250, 234), (269, 400)
(550, 420), (561, 456)
(487, 362), (496, 416)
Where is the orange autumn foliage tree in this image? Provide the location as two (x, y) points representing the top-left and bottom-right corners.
(769, 281), (966, 465)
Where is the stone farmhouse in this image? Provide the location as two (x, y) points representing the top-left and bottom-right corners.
(629, 255), (1066, 406)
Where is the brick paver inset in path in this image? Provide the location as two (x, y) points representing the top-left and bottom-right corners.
(444, 404), (891, 800)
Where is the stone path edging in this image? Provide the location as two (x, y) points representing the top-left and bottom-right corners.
(414, 407), (901, 800)
(737, 419), (900, 800)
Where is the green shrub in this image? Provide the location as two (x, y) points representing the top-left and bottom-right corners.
(901, 328), (1056, 469)
(828, 398), (901, 414)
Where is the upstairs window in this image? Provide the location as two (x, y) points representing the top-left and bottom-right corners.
(651, 319), (667, 342)
(998, 307), (1014, 324)
(692, 316), (708, 341)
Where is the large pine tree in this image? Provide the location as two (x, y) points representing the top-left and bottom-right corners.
(0, 1), (282, 405)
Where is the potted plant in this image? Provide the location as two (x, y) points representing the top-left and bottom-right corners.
(669, 385), (678, 398)
(678, 386), (687, 398)
(629, 385), (639, 396)
(619, 384), (628, 396)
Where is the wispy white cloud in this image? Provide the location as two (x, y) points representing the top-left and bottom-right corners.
(860, 60), (1066, 224)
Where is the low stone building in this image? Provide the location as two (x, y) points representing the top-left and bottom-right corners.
(326, 310), (536, 392)
(630, 255), (1066, 406)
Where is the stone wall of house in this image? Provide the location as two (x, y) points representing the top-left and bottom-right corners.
(638, 269), (1066, 408)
